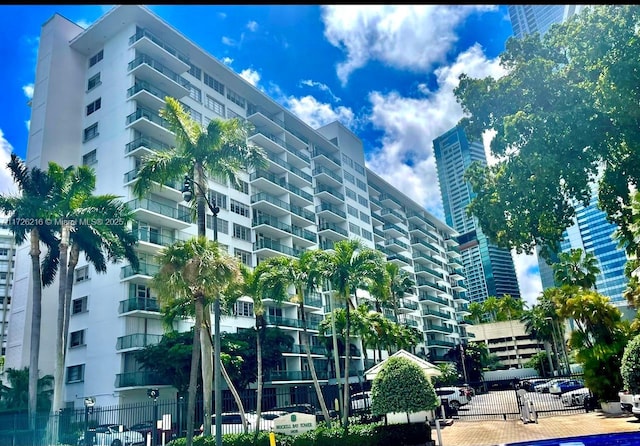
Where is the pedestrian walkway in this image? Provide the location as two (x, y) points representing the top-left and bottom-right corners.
(435, 411), (640, 446)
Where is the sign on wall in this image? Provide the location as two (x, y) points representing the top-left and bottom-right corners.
(273, 412), (317, 436)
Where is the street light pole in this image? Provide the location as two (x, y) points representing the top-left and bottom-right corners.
(182, 176), (222, 446)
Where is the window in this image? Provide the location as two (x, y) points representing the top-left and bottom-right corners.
(66, 364), (85, 383)
(208, 190), (227, 209)
(349, 223), (361, 236)
(347, 204), (359, 218)
(69, 330), (85, 348)
(72, 296), (88, 314)
(356, 179), (367, 192)
(75, 265), (89, 283)
(83, 123), (99, 142)
(86, 98), (101, 116)
(189, 85), (202, 102)
(234, 248), (252, 267)
(89, 50), (103, 67)
(234, 301), (254, 317)
(206, 216), (229, 234)
(226, 88), (246, 108)
(205, 95), (225, 116)
(344, 171), (355, 184)
(361, 229), (372, 241)
(345, 188), (357, 200)
(230, 199), (250, 217)
(87, 73), (101, 91)
(233, 179), (249, 194)
(342, 153), (354, 168)
(233, 223), (251, 241)
(188, 62), (202, 80)
(189, 108), (201, 123)
(0, 248), (8, 256)
(354, 162), (365, 175)
(204, 72), (225, 95)
(82, 149), (97, 166)
(359, 212), (370, 224)
(358, 195), (369, 207)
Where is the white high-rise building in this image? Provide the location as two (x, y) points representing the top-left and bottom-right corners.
(7, 5), (470, 408)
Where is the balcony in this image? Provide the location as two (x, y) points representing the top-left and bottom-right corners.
(381, 208), (405, 224)
(129, 28), (190, 73)
(317, 221), (348, 239)
(424, 323), (454, 334)
(264, 370), (329, 382)
(253, 215), (316, 245)
(263, 314), (320, 330)
(383, 223), (407, 238)
(418, 293), (449, 306)
(254, 238), (304, 258)
(133, 227), (184, 254)
(422, 308), (451, 320)
(311, 149), (341, 169)
(125, 107), (174, 145)
(379, 193), (402, 209)
(116, 333), (163, 350)
(316, 202), (346, 221)
(265, 153), (312, 186)
(315, 184), (344, 203)
(398, 298), (419, 312)
(127, 79), (169, 111)
(313, 166), (342, 188)
(384, 238), (409, 252)
(119, 297), (160, 314)
(285, 344), (328, 355)
(126, 198), (191, 229)
(121, 261), (161, 280)
(127, 53), (190, 99)
(125, 134), (171, 158)
(116, 371), (172, 388)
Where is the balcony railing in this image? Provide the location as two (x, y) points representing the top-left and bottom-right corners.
(129, 28), (190, 64)
(116, 333), (163, 350)
(121, 261), (161, 279)
(127, 54), (191, 89)
(263, 314), (320, 330)
(127, 198), (191, 223)
(125, 135), (172, 154)
(119, 297), (160, 313)
(116, 371), (172, 388)
(126, 107), (172, 131)
(254, 239), (304, 258)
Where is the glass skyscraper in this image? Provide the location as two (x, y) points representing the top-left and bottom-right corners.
(433, 126), (521, 303)
(508, 5), (586, 38)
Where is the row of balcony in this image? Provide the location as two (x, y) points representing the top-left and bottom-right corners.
(249, 127), (310, 164)
(250, 169), (313, 202)
(251, 192), (315, 223)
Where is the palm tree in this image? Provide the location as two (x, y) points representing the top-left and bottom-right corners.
(254, 254), (332, 423)
(44, 163), (139, 413)
(468, 301), (485, 325)
(496, 294), (526, 367)
(520, 305), (556, 375)
(0, 154), (59, 427)
(386, 262), (415, 323)
(0, 367), (53, 412)
(552, 248), (600, 290)
(134, 96), (267, 443)
(150, 237), (242, 444)
(310, 239), (385, 430)
(482, 296), (500, 322)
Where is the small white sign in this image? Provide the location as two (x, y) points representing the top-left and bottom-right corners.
(273, 412), (316, 436)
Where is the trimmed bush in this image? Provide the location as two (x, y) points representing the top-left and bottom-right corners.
(622, 334), (640, 394)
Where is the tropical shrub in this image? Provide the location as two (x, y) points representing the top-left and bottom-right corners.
(621, 334), (640, 394)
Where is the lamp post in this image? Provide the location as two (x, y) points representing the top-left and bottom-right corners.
(83, 397), (95, 446)
(182, 175), (222, 446)
(148, 388), (160, 446)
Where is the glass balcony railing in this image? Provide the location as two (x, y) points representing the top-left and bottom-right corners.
(119, 297), (160, 313)
(127, 53), (191, 89)
(129, 28), (190, 64)
(126, 107), (172, 131)
(116, 333), (163, 350)
(125, 134), (172, 154)
(127, 198), (191, 223)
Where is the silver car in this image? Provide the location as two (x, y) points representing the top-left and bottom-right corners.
(78, 424), (144, 446)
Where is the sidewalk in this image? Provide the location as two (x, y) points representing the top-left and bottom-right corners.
(435, 412), (640, 446)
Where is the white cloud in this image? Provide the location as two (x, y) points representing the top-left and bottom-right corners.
(321, 5), (496, 85)
(512, 251), (543, 308)
(365, 44), (507, 219)
(25, 121), (30, 131)
(284, 95), (355, 130)
(0, 130), (18, 196)
(300, 79), (341, 102)
(222, 36), (236, 47)
(22, 84), (34, 100)
(246, 20), (259, 32)
(221, 57), (234, 65)
(240, 68), (260, 86)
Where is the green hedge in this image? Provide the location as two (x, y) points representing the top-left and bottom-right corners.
(167, 422), (432, 446)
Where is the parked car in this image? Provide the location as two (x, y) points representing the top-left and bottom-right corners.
(520, 378), (549, 392)
(130, 421), (177, 443)
(549, 379), (584, 395)
(271, 403), (315, 415)
(534, 378), (566, 393)
(78, 424), (145, 446)
(435, 387), (472, 410)
(619, 390), (635, 413)
(631, 394), (640, 419)
(561, 388), (591, 407)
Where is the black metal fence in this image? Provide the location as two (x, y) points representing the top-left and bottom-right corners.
(451, 373), (589, 421)
(0, 384), (346, 446)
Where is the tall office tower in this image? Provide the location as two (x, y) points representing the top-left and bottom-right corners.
(507, 5), (587, 38)
(508, 5), (631, 310)
(433, 126), (521, 304)
(7, 5), (469, 408)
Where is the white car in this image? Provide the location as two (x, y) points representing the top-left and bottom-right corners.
(199, 411), (287, 436)
(631, 395), (640, 419)
(350, 391), (372, 412)
(619, 390), (635, 413)
(561, 388), (591, 406)
(78, 424), (144, 446)
(435, 387), (472, 410)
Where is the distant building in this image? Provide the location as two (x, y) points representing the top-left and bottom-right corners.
(507, 5), (587, 38)
(433, 125), (521, 304)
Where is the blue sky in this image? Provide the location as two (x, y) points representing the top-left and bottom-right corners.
(0, 4), (542, 305)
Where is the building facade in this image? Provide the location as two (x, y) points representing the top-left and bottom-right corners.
(0, 223), (16, 377)
(432, 125), (521, 304)
(7, 5), (470, 409)
(507, 5), (587, 39)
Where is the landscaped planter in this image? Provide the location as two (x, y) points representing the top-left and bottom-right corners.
(600, 401), (623, 414)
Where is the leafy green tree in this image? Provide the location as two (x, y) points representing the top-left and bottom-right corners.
(468, 301), (486, 325)
(621, 334), (640, 394)
(370, 356), (438, 423)
(496, 294), (525, 321)
(150, 237), (242, 440)
(432, 363), (459, 387)
(385, 262), (415, 323)
(552, 248), (600, 290)
(0, 155), (60, 425)
(454, 5), (640, 258)
(482, 296), (499, 322)
(134, 96), (266, 444)
(0, 368), (53, 413)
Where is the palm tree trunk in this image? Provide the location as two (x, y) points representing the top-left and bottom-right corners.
(298, 297), (331, 423)
(185, 300), (203, 446)
(63, 245), (80, 365)
(254, 320), (264, 439)
(28, 229), (42, 430)
(53, 224), (70, 412)
(328, 283), (343, 421)
(341, 296), (351, 431)
(201, 305), (213, 437)
(220, 361), (248, 431)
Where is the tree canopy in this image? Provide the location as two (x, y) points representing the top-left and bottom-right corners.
(453, 5), (640, 259)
